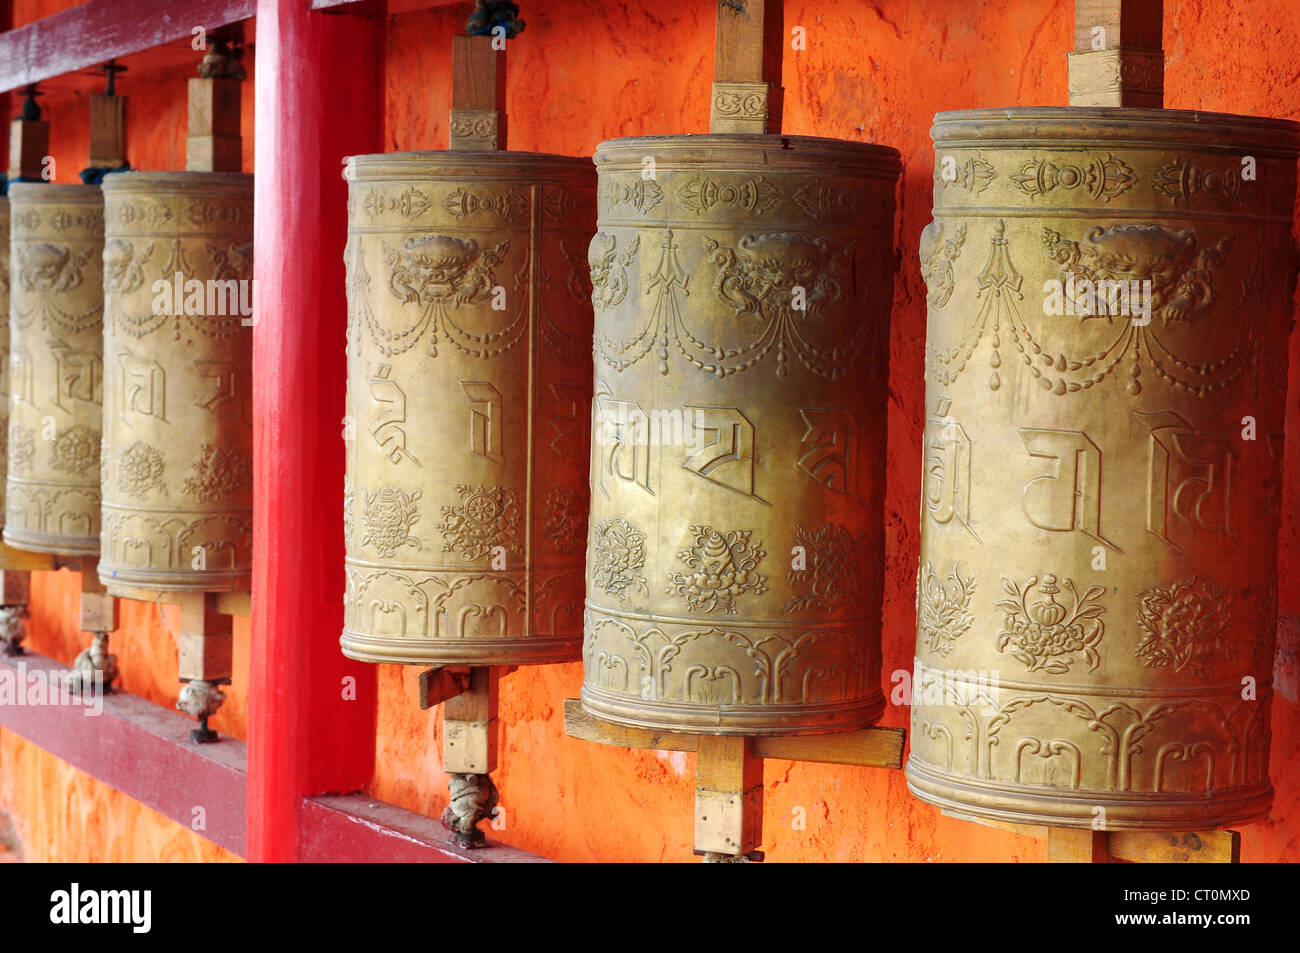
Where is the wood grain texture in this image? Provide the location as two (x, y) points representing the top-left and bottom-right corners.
(1074, 0), (1163, 51)
(753, 727), (906, 768)
(563, 698), (699, 752)
(1108, 830), (1240, 864)
(1046, 826), (1110, 863)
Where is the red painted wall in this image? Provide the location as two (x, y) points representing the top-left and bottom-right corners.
(3, 0), (1299, 862)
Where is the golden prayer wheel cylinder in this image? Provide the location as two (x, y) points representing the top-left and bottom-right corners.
(340, 151), (595, 665)
(0, 197), (9, 535)
(4, 184), (104, 557)
(581, 136), (900, 735)
(909, 108), (1300, 829)
(98, 172), (254, 591)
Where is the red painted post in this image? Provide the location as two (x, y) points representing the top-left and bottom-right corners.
(250, 0), (385, 861)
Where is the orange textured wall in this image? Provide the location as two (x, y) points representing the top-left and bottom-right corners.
(4, 0), (1300, 863)
(367, 0), (1300, 863)
(0, 729), (240, 861)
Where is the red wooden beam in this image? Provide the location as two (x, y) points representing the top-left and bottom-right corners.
(0, 0), (256, 94)
(249, 0), (384, 862)
(300, 795), (551, 862)
(0, 650), (550, 861)
(0, 649), (248, 855)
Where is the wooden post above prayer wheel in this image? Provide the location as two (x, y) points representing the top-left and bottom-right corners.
(188, 38), (245, 173)
(87, 62), (128, 174)
(709, 0), (782, 134)
(1067, 0), (1163, 107)
(7, 85), (48, 183)
(449, 33), (506, 150)
(565, 0), (904, 863)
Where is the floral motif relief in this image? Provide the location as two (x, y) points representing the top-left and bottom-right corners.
(792, 182), (867, 219)
(184, 201), (252, 229)
(587, 232), (638, 311)
(371, 235), (521, 359)
(541, 486), (584, 554)
(590, 516), (649, 600)
(342, 475), (356, 546)
(49, 210), (104, 235)
(208, 241), (253, 282)
(1010, 153), (1135, 203)
(437, 484), (522, 561)
(583, 614), (868, 707)
(12, 210), (40, 232)
(667, 525), (767, 614)
(712, 86), (767, 118)
(1153, 158), (1241, 207)
(559, 239), (594, 304)
(116, 441), (167, 498)
(782, 523), (861, 613)
(443, 186), (528, 222)
(602, 177), (664, 213)
(16, 243), (91, 295)
(8, 424), (35, 473)
(182, 443), (252, 503)
(918, 221), (966, 309)
(49, 425), (101, 477)
(1136, 576), (1232, 676)
(103, 239), (154, 295)
(363, 186), (432, 219)
(115, 200), (172, 229)
(677, 175), (779, 216)
(916, 561), (976, 657)
(996, 574), (1107, 674)
(448, 113), (497, 140)
(361, 486), (422, 558)
(934, 154), (996, 195)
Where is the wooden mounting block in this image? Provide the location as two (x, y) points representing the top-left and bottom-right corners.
(940, 808), (1241, 863)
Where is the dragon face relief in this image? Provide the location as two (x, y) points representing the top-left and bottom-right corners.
(103, 239), (153, 295)
(1043, 223), (1233, 324)
(19, 243), (87, 294)
(383, 234), (510, 309)
(735, 233), (829, 301)
(394, 235), (479, 299)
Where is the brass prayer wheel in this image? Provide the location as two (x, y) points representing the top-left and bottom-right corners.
(580, 135), (900, 735)
(909, 108), (1299, 829)
(0, 197), (9, 536)
(340, 151), (595, 665)
(98, 172), (254, 591)
(4, 184), (104, 556)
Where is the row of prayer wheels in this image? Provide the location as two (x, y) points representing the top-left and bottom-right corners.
(3, 177), (252, 588)
(339, 73), (1297, 840)
(6, 0), (1294, 853)
(2, 39), (253, 735)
